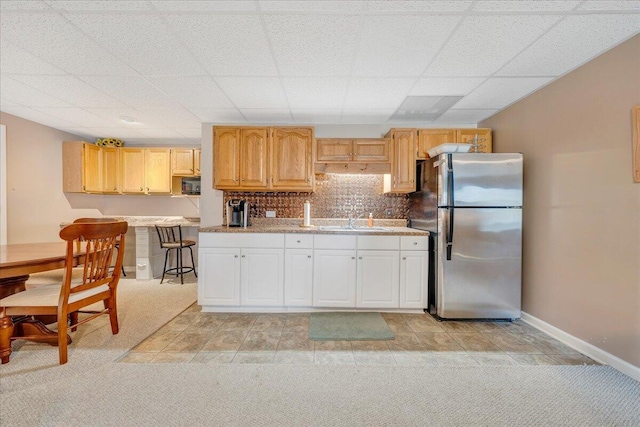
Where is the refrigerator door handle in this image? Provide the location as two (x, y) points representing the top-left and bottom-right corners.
(445, 208), (454, 261)
(447, 154), (454, 207)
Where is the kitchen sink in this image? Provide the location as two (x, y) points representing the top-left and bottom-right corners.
(317, 225), (389, 232)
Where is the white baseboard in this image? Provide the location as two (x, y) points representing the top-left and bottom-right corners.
(521, 312), (640, 382)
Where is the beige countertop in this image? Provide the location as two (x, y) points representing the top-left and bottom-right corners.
(199, 225), (428, 236)
(61, 216), (200, 227)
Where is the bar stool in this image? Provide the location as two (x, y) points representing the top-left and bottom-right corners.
(155, 225), (197, 284)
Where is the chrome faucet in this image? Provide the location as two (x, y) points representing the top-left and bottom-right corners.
(347, 212), (365, 229)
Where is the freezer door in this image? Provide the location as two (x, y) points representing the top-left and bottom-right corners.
(437, 207), (522, 319)
(439, 153), (523, 207)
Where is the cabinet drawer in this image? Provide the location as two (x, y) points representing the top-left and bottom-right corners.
(199, 232), (284, 248)
(400, 235), (429, 251)
(285, 234), (313, 249)
(313, 234), (357, 250)
(357, 235), (399, 250)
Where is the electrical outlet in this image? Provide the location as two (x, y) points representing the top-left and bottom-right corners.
(385, 209), (392, 218)
(266, 210), (276, 218)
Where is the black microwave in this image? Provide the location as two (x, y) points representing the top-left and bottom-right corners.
(181, 177), (201, 195)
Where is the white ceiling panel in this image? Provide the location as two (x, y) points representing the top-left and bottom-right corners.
(264, 14), (361, 76)
(368, 1), (472, 12)
(498, 14), (640, 76)
(131, 109), (202, 129)
(0, 76), (72, 107)
(0, 1), (50, 10)
(146, 76), (233, 109)
(66, 14), (205, 76)
(78, 76), (180, 108)
(472, 1), (581, 11)
(291, 109), (342, 124)
(31, 107), (123, 128)
(410, 78), (486, 96)
(80, 127), (146, 140)
(10, 75), (127, 108)
(215, 77), (288, 109)
(83, 107), (144, 125)
(341, 109), (395, 124)
(174, 128), (202, 139)
(136, 128), (188, 140)
(0, 12), (135, 76)
(578, 1), (640, 11)
(344, 78), (416, 109)
(0, 40), (65, 75)
(0, 98), (22, 107)
(259, 1), (368, 12)
(189, 108), (247, 123)
(282, 78), (348, 109)
(425, 15), (562, 77)
(150, 1), (257, 12)
(436, 109), (499, 123)
(164, 14), (277, 77)
(352, 15), (461, 77)
(45, 1), (152, 10)
(455, 77), (553, 109)
(239, 109), (293, 122)
(0, 106), (79, 129)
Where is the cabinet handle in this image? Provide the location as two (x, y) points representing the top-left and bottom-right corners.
(234, 255), (238, 258)
(241, 255), (245, 258)
(351, 257), (356, 260)
(358, 257), (362, 260)
(297, 240), (301, 243)
(113, 187), (117, 191)
(140, 187), (143, 191)
(307, 255), (311, 259)
(402, 257), (406, 260)
(413, 242), (418, 245)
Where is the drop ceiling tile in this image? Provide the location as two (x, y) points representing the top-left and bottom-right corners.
(150, 1), (256, 11)
(264, 14), (361, 76)
(343, 78), (415, 109)
(83, 107), (144, 125)
(10, 75), (126, 108)
(132, 109), (202, 129)
(291, 109), (342, 123)
(425, 15), (562, 77)
(215, 77), (288, 109)
(0, 106), (79, 129)
(435, 109), (499, 124)
(282, 78), (348, 109)
(0, 1), (51, 10)
(0, 13), (135, 76)
(45, 0), (152, 10)
(31, 107), (123, 128)
(54, 127), (97, 139)
(164, 14), (277, 76)
(578, 1), (640, 11)
(259, 1), (368, 12)
(81, 127), (146, 140)
(353, 15), (461, 77)
(0, 77), (72, 107)
(174, 128), (202, 139)
(472, 1), (580, 11)
(455, 77), (553, 109)
(0, 40), (65, 75)
(239, 109), (293, 123)
(340, 109), (395, 124)
(190, 109), (247, 123)
(66, 14), (205, 76)
(0, 98), (22, 107)
(78, 76), (180, 108)
(136, 128), (188, 140)
(498, 15), (640, 76)
(410, 78), (486, 96)
(146, 76), (233, 109)
(368, 1), (472, 12)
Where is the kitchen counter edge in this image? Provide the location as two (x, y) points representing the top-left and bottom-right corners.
(198, 226), (429, 236)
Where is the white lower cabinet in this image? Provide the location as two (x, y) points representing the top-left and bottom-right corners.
(357, 250), (400, 308)
(198, 248), (240, 306)
(313, 249), (357, 307)
(240, 248), (284, 306)
(284, 249), (313, 306)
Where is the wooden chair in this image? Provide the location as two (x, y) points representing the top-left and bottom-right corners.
(0, 221), (128, 364)
(155, 224), (197, 285)
(73, 218), (126, 277)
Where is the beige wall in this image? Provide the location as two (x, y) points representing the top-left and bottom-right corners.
(481, 35), (640, 367)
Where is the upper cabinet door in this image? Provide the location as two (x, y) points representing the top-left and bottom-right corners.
(172, 148), (194, 175)
(240, 128), (269, 189)
(353, 139), (389, 162)
(213, 127), (241, 189)
(271, 127), (314, 191)
(194, 149), (201, 176)
(417, 129), (457, 159)
(388, 129), (416, 193)
(457, 128), (493, 153)
(145, 148), (171, 193)
(101, 146), (120, 194)
(83, 143), (101, 193)
(316, 138), (352, 162)
(121, 148), (146, 194)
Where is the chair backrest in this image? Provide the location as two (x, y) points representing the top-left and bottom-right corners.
(59, 221), (128, 301)
(155, 224), (184, 246)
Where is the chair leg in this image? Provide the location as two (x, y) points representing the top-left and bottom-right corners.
(0, 312), (14, 364)
(160, 248), (170, 284)
(121, 265), (127, 277)
(69, 311), (79, 332)
(58, 315), (68, 365)
(189, 246), (197, 278)
(178, 247), (184, 285)
(106, 296), (119, 335)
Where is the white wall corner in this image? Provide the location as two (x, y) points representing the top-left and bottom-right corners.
(521, 312), (640, 382)
(0, 124), (7, 245)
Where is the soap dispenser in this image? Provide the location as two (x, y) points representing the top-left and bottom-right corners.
(368, 212), (374, 227)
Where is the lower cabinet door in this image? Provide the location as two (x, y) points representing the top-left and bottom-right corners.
(313, 250), (356, 307)
(357, 250), (400, 308)
(399, 251), (428, 309)
(240, 248), (284, 306)
(198, 248), (240, 306)
(284, 249), (313, 306)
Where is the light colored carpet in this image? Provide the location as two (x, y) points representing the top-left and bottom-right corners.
(309, 312), (394, 340)
(1, 278), (639, 426)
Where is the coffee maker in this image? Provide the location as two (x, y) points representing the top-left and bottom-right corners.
(226, 199), (249, 227)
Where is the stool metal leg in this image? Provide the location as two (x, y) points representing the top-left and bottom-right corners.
(178, 246), (184, 285)
(188, 246), (197, 278)
(160, 248), (170, 284)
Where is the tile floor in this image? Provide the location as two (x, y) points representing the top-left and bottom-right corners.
(119, 306), (598, 366)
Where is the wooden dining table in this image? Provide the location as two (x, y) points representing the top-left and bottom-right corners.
(0, 242), (86, 353)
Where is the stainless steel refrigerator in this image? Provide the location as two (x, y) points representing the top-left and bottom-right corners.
(409, 153), (523, 320)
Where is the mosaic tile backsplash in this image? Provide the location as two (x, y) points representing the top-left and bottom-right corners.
(224, 174), (409, 221)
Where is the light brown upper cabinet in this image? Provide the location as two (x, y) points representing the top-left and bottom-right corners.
(121, 147), (171, 194)
(213, 126), (314, 191)
(101, 146), (121, 194)
(417, 128), (493, 158)
(316, 138), (389, 162)
(271, 127), (314, 191)
(62, 141), (101, 193)
(194, 149), (201, 176)
(384, 129), (416, 193)
(172, 148), (196, 176)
